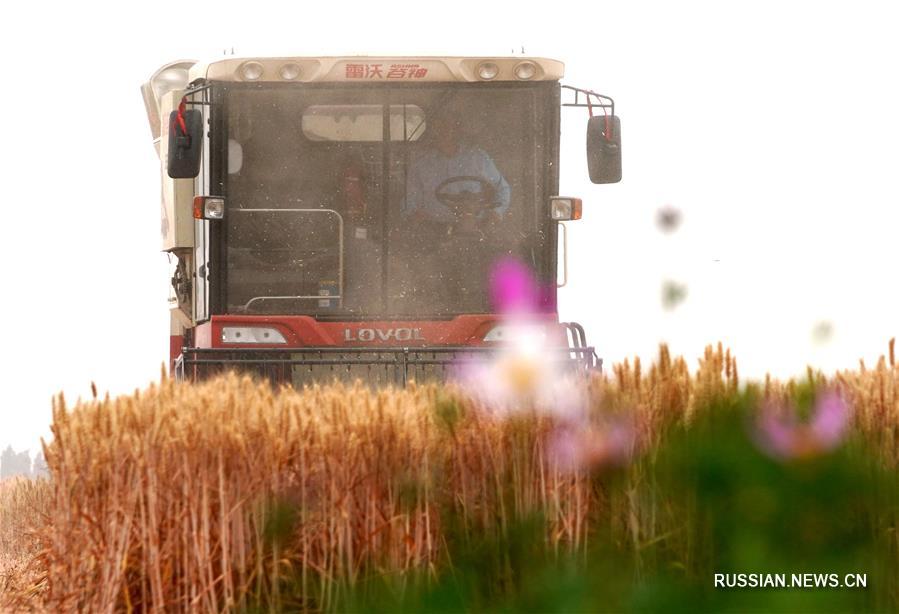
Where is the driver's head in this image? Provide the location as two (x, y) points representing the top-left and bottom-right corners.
(428, 113), (462, 156)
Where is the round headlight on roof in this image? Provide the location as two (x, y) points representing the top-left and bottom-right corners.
(514, 61), (537, 80)
(152, 67), (191, 99)
(477, 61), (500, 80)
(239, 61), (264, 81)
(279, 63), (301, 80)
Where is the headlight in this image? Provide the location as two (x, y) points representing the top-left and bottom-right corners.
(221, 327), (288, 344)
(151, 67), (191, 100)
(477, 62), (499, 80)
(483, 324), (547, 344)
(279, 63), (301, 80)
(513, 61), (537, 80)
(239, 61), (264, 81)
(193, 196), (226, 220)
(550, 197), (583, 221)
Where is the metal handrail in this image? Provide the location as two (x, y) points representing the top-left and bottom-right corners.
(561, 85), (615, 116)
(235, 208), (344, 310)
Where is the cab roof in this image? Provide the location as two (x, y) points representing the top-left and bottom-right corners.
(143, 56), (564, 141)
(189, 56), (564, 84)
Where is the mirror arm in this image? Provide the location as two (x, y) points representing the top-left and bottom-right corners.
(560, 85), (615, 117)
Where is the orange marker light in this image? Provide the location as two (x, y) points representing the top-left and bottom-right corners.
(193, 196), (226, 220)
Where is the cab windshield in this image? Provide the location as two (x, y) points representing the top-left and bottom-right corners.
(220, 83), (552, 318)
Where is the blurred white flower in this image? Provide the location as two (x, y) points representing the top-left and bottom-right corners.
(455, 352), (586, 422)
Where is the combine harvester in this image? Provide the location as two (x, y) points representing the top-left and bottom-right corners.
(142, 56), (621, 386)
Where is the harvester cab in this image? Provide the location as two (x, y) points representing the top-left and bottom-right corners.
(142, 57), (621, 386)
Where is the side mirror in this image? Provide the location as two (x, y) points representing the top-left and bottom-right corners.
(587, 115), (622, 184)
(167, 108), (203, 178)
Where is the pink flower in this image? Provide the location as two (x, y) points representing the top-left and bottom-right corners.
(489, 257), (557, 315)
(547, 421), (635, 473)
(489, 257), (539, 315)
(754, 390), (851, 460)
(455, 256), (586, 419)
(455, 255), (635, 474)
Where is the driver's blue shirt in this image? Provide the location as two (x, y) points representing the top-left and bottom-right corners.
(403, 145), (511, 223)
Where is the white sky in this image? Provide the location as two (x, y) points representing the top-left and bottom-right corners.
(1, 0), (897, 453)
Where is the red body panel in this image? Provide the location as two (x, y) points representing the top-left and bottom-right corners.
(191, 313), (566, 349)
(169, 334), (183, 373)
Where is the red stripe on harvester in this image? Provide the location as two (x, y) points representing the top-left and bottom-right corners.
(587, 91), (612, 142)
(176, 98), (187, 135)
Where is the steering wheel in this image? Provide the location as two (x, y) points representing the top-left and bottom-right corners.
(434, 176), (500, 217)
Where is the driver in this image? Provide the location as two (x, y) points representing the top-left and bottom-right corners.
(402, 113), (510, 228)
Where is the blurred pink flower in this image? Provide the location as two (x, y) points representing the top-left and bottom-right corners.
(455, 254), (634, 475)
(548, 421), (635, 473)
(454, 256), (584, 419)
(489, 257), (557, 313)
(489, 257), (539, 315)
(754, 389), (851, 460)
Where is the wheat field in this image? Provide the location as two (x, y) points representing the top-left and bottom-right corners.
(1, 340), (896, 612)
